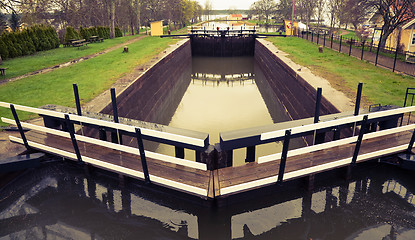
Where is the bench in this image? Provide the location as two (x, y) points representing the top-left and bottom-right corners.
(72, 39), (89, 49)
(0, 67), (7, 76)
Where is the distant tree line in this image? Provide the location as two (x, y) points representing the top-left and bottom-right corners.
(0, 25), (60, 59)
(0, 0), (203, 38)
(249, 0), (415, 48)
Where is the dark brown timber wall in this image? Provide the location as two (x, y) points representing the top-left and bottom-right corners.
(101, 40), (192, 125)
(254, 39), (340, 120)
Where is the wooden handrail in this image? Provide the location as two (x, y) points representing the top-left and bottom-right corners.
(0, 101), (206, 148)
(261, 106), (415, 141)
(1, 117), (207, 170)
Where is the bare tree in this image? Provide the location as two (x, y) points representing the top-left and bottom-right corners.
(250, 0), (277, 23)
(315, 0), (325, 32)
(203, 0), (212, 21)
(367, 0), (415, 48)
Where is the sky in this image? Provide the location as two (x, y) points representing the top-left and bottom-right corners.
(195, 0), (256, 10)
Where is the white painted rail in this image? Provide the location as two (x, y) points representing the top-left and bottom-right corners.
(261, 106), (415, 141)
(9, 136), (208, 197)
(258, 123), (415, 164)
(0, 101), (206, 147)
(1, 117), (207, 171)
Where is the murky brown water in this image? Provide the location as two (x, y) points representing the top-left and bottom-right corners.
(156, 57), (283, 165)
(1, 161), (415, 239)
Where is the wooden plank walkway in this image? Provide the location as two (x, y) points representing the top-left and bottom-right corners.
(10, 131), (214, 198)
(217, 131), (413, 196)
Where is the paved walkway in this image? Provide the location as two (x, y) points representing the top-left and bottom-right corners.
(298, 33), (415, 77)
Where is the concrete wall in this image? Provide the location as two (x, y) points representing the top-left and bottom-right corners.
(101, 41), (192, 126)
(254, 39), (340, 121)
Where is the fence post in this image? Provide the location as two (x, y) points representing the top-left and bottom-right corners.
(73, 84), (82, 116)
(277, 130), (291, 183)
(64, 114), (83, 163)
(407, 130), (415, 154)
(361, 40), (365, 60)
(324, 34), (326, 47)
(317, 33), (319, 44)
(375, 29), (384, 66)
(110, 88), (122, 144)
(331, 33), (333, 49)
(136, 128), (150, 184)
(339, 36), (342, 52)
(349, 38), (353, 56)
(10, 104), (30, 150)
(354, 82), (363, 116)
(312, 32), (314, 42)
(246, 146), (255, 162)
(393, 41), (399, 72)
(351, 115), (368, 165)
(314, 88), (325, 144)
(175, 146), (185, 159)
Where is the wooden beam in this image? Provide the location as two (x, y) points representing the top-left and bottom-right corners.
(8, 136), (208, 197)
(2, 117), (207, 170)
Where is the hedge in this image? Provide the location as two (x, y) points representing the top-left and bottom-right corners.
(0, 25), (59, 60)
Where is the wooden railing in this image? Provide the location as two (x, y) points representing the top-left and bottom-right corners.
(0, 101), (210, 197)
(219, 106), (415, 196)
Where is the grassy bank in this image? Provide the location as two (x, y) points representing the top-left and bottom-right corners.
(0, 35), (139, 80)
(267, 37), (414, 107)
(0, 36), (177, 126)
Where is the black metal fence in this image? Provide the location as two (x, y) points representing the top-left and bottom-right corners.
(298, 31), (415, 77)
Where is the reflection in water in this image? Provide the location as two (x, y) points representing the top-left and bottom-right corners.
(156, 57), (283, 165)
(1, 162), (415, 239)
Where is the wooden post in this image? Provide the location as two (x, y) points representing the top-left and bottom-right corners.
(73, 84), (82, 116)
(175, 146), (185, 159)
(354, 82), (363, 116)
(277, 130), (291, 183)
(351, 115), (368, 165)
(64, 114), (83, 163)
(246, 146), (255, 162)
(10, 104), (30, 150)
(110, 88), (122, 144)
(407, 129), (415, 154)
(339, 36), (342, 52)
(331, 33), (333, 49)
(349, 38), (353, 56)
(135, 128), (150, 184)
(226, 150), (233, 167)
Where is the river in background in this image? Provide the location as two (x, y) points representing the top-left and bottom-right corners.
(1, 160), (415, 239)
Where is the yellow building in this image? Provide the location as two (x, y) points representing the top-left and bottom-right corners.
(284, 20), (299, 36)
(372, 18), (415, 53)
(150, 21), (163, 36)
(228, 14), (243, 21)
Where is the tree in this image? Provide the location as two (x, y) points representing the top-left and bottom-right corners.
(277, 0), (292, 20)
(8, 11), (20, 31)
(0, 12), (7, 33)
(297, 0), (316, 30)
(250, 0), (277, 23)
(315, 0), (325, 32)
(367, 0), (415, 49)
(203, 0), (212, 21)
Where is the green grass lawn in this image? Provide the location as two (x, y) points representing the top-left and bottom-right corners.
(267, 37), (414, 107)
(0, 35), (140, 80)
(0, 36), (177, 126)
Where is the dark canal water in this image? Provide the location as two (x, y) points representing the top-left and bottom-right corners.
(1, 161), (415, 239)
